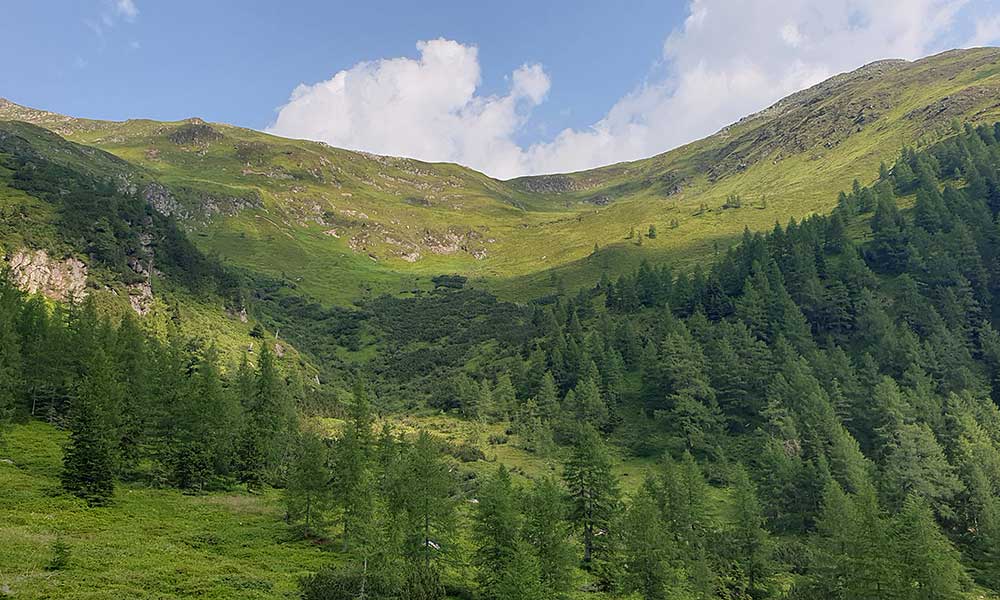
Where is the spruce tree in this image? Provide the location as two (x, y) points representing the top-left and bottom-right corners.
(0, 274), (22, 444)
(621, 481), (675, 600)
(523, 476), (576, 597)
(333, 379), (375, 551)
(62, 348), (119, 505)
(473, 465), (526, 597)
(392, 431), (456, 571)
(725, 467), (772, 599)
(563, 424), (620, 567)
(895, 494), (969, 600)
(285, 429), (333, 537)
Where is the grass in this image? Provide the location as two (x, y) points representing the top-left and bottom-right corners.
(0, 413), (664, 599)
(0, 422), (328, 599)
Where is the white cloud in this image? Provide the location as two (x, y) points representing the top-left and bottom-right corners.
(269, 39), (549, 179)
(85, 0), (138, 37)
(781, 23), (805, 47)
(115, 0), (138, 20)
(968, 14), (1000, 46)
(269, 0), (991, 178)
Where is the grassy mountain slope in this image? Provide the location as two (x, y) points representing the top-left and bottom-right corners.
(4, 48), (1000, 306)
(0, 120), (305, 367)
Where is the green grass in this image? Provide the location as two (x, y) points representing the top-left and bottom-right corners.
(0, 414), (664, 599)
(0, 422), (328, 599)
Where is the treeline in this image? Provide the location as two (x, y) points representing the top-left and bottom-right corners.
(0, 281), (301, 503)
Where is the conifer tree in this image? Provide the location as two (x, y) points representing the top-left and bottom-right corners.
(895, 494), (969, 600)
(473, 465), (526, 597)
(725, 467), (772, 599)
(285, 429), (332, 537)
(392, 431), (456, 571)
(523, 476), (576, 597)
(62, 348), (119, 505)
(621, 480), (675, 600)
(333, 379), (375, 551)
(564, 424), (620, 567)
(0, 275), (21, 444)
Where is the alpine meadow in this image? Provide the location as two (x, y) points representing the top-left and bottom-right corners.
(5, 5), (1000, 599)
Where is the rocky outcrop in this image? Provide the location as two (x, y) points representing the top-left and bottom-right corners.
(168, 121), (223, 145)
(143, 183), (262, 222)
(144, 183), (186, 219)
(8, 249), (87, 301)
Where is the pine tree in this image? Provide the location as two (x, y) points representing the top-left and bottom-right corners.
(566, 375), (609, 430)
(333, 379), (375, 551)
(621, 481), (675, 600)
(473, 465), (528, 597)
(523, 477), (576, 597)
(0, 274), (22, 444)
(62, 347), (119, 505)
(895, 494), (969, 600)
(285, 429), (332, 537)
(392, 431), (456, 570)
(725, 467), (772, 599)
(564, 424), (620, 567)
(492, 372), (517, 421)
(237, 343), (294, 488)
(535, 370), (559, 417)
(111, 312), (150, 476)
(493, 540), (546, 600)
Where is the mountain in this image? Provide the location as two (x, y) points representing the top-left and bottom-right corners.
(3, 47), (1000, 305)
(7, 93), (1000, 599)
(6, 47), (1000, 600)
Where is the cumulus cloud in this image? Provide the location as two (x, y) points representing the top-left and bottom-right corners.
(269, 0), (992, 178)
(269, 39), (549, 179)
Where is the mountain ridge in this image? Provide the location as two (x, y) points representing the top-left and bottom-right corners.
(3, 47), (1000, 305)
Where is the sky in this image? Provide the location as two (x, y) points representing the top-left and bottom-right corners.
(4, 1), (1000, 179)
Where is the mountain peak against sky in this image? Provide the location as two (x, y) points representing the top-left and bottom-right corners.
(4, 44), (1000, 307)
(263, 1), (1000, 178)
(5, 1), (1000, 179)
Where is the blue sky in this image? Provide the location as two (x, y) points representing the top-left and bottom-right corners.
(3, 1), (685, 137)
(5, 1), (1000, 177)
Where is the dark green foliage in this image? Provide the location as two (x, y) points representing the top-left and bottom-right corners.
(722, 468), (773, 599)
(563, 425), (620, 571)
(523, 477), (576, 597)
(46, 536), (71, 571)
(473, 465), (548, 600)
(285, 429), (332, 537)
(620, 482), (676, 600)
(0, 273), (21, 443)
(61, 347), (119, 505)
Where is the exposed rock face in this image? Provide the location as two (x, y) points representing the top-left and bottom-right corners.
(144, 183), (185, 218)
(143, 183), (262, 222)
(8, 249), (87, 301)
(512, 174), (582, 194)
(168, 121), (223, 145)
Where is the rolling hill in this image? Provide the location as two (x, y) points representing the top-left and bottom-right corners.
(3, 47), (1000, 306)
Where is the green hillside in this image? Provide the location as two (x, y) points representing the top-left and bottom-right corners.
(6, 121), (1000, 598)
(4, 47), (1000, 600)
(4, 48), (1000, 304)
